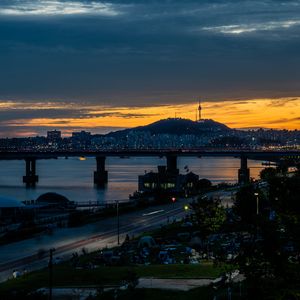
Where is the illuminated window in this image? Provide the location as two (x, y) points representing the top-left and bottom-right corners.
(160, 183), (175, 189)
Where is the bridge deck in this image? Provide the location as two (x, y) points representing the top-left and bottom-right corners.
(0, 150), (299, 160)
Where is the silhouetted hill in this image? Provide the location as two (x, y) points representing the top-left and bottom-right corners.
(107, 118), (231, 137)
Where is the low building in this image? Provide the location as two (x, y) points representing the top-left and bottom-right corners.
(0, 195), (25, 222)
(35, 193), (75, 210)
(138, 165), (199, 196)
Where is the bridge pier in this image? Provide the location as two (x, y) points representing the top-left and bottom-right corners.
(23, 158), (38, 187)
(238, 156), (250, 185)
(166, 155), (179, 174)
(94, 156), (108, 187)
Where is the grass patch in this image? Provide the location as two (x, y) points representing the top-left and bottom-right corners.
(0, 263), (225, 295)
(100, 287), (214, 300)
(134, 263), (223, 279)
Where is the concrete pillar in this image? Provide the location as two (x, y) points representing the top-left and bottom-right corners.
(32, 158), (36, 175)
(94, 156), (108, 186)
(166, 155), (179, 174)
(238, 156), (250, 185)
(23, 158), (39, 187)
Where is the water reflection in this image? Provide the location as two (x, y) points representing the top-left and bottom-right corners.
(0, 157), (264, 203)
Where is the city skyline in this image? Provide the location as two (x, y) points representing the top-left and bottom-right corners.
(0, 0), (300, 137)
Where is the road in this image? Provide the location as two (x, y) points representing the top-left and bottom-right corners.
(0, 200), (190, 282)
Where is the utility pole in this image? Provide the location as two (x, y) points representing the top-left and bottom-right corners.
(254, 192), (259, 215)
(49, 248), (55, 300)
(116, 200), (120, 245)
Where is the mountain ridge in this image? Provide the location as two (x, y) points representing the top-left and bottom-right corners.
(106, 118), (231, 137)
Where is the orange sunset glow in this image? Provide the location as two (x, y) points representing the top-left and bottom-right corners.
(3, 97), (299, 136)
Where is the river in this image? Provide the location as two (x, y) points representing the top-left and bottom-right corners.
(0, 157), (264, 203)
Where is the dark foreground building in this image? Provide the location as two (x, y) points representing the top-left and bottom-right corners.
(138, 165), (199, 196)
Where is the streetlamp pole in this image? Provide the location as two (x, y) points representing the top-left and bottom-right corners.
(254, 193), (259, 215)
(116, 200), (120, 245)
(49, 248), (55, 300)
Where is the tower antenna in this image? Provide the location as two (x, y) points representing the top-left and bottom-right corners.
(198, 99), (202, 121)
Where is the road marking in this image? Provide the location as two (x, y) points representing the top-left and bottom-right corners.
(142, 209), (164, 216)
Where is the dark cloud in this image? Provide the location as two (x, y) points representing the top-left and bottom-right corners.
(0, 0), (299, 106)
(0, 107), (158, 125)
(231, 101), (256, 105)
(220, 109), (251, 115)
(269, 117), (300, 124)
(0, 108), (86, 123)
(268, 98), (300, 107)
(0, 0), (299, 135)
(89, 112), (158, 118)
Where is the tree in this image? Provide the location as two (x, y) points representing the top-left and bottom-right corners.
(268, 174), (300, 214)
(196, 178), (212, 190)
(234, 172), (300, 298)
(190, 196), (226, 238)
(234, 185), (258, 225)
(268, 173), (300, 254)
(260, 167), (278, 181)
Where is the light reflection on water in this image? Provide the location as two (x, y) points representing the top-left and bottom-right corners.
(0, 157), (264, 203)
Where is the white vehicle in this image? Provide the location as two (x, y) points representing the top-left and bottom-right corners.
(12, 270), (21, 278)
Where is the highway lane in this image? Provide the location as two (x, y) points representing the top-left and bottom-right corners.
(0, 201), (190, 282)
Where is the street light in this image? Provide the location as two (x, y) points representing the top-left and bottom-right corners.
(254, 192), (259, 215)
(171, 197), (176, 209)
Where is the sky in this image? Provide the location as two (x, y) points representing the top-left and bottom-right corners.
(0, 0), (299, 136)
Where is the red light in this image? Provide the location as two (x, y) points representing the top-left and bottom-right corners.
(171, 197), (176, 202)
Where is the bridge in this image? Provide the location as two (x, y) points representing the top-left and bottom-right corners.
(0, 149), (299, 187)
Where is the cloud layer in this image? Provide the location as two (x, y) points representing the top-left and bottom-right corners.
(0, 1), (123, 16)
(0, 0), (299, 135)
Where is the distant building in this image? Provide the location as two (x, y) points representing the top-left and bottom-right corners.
(72, 131), (91, 149)
(47, 130), (62, 143)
